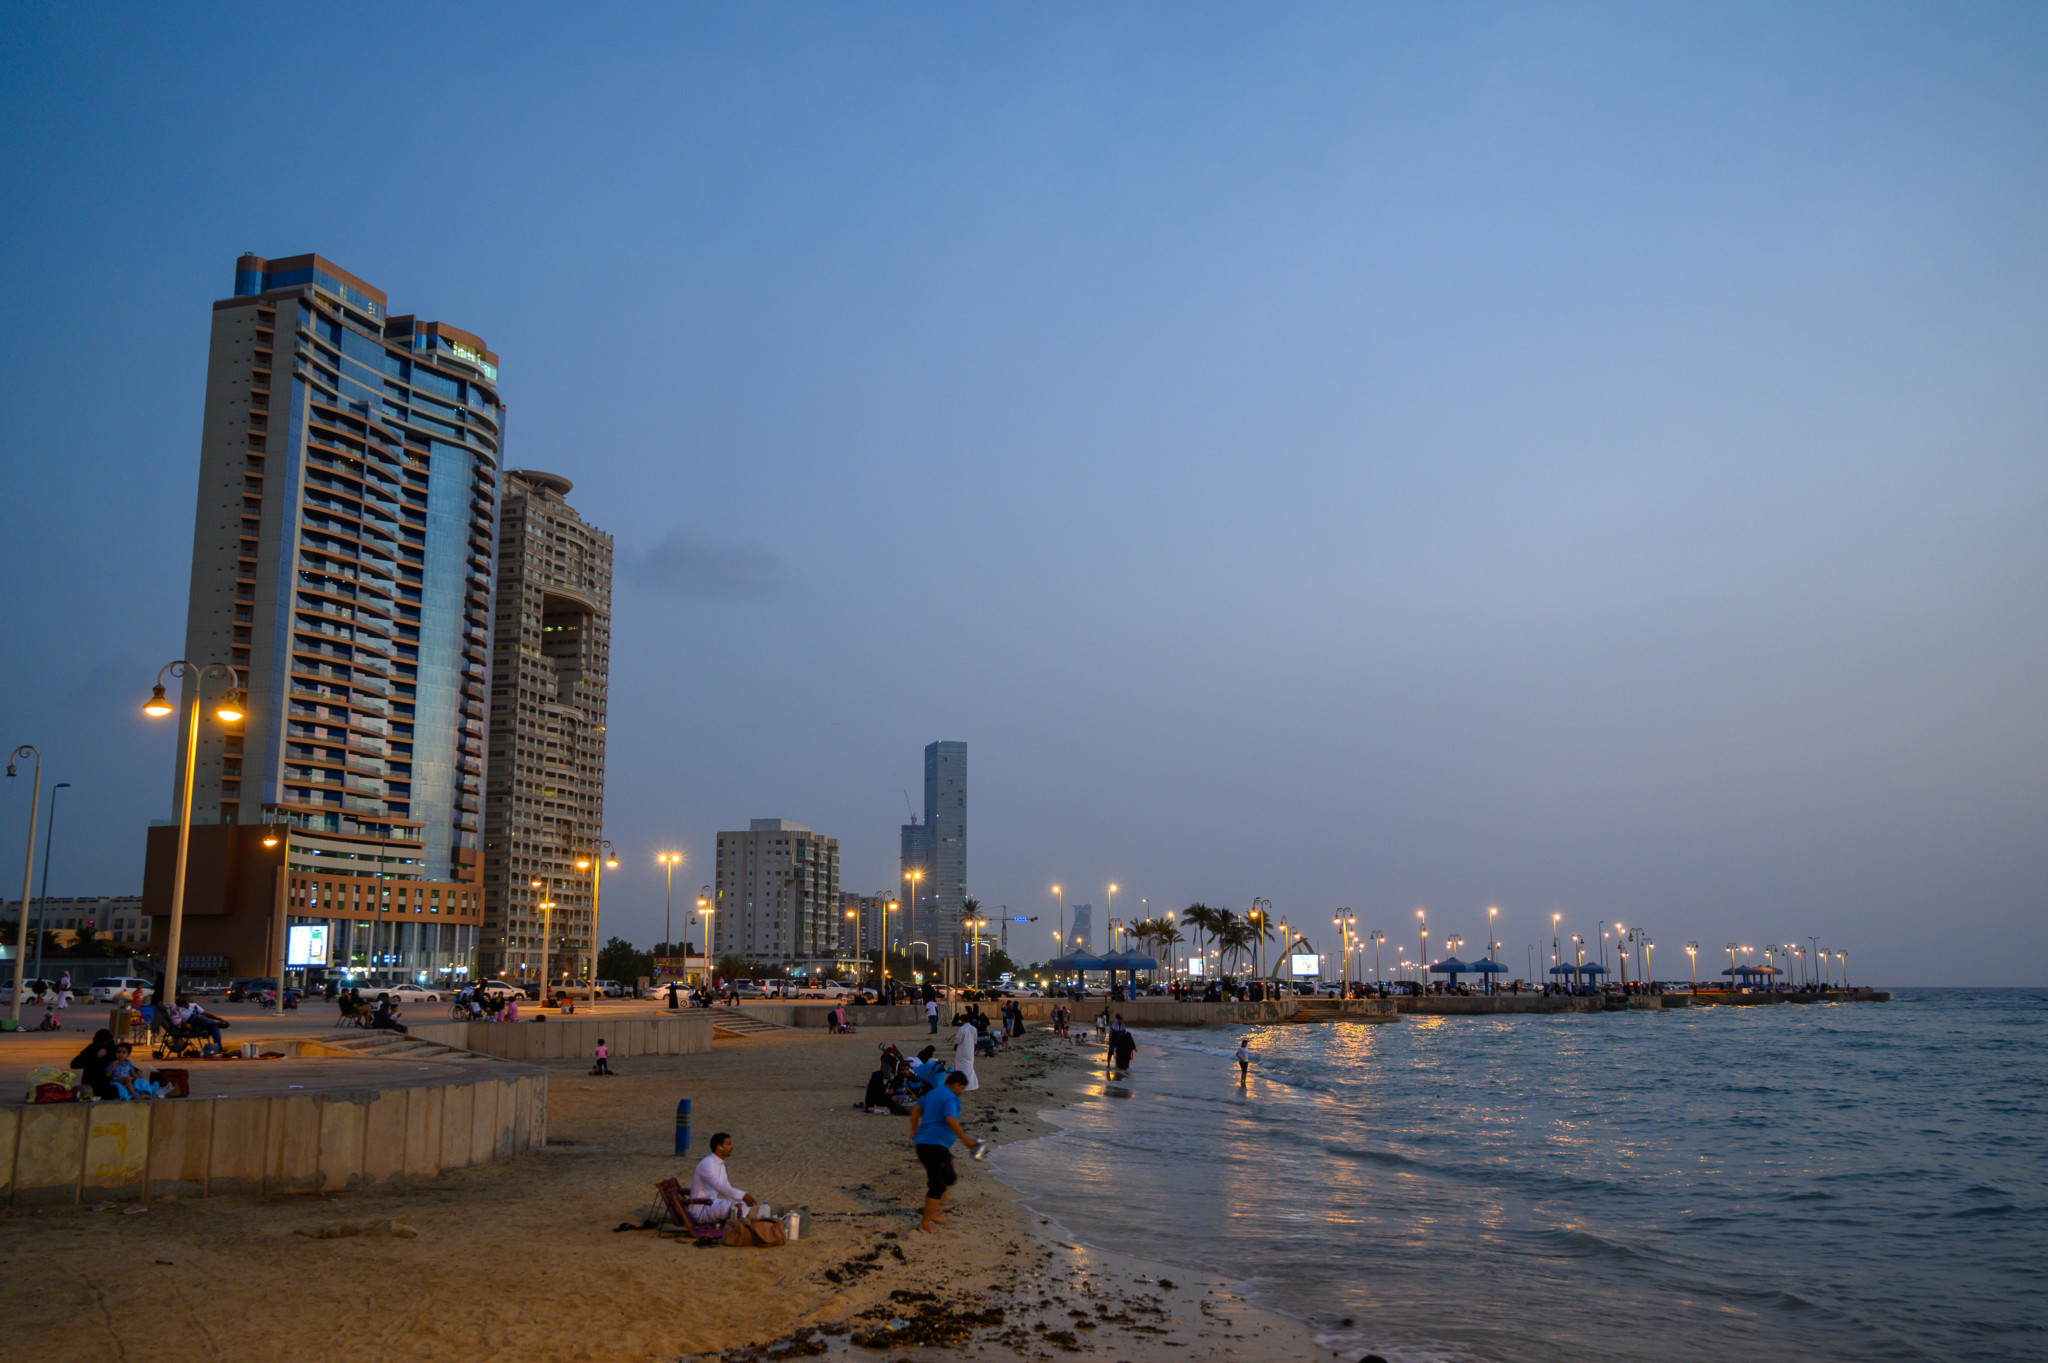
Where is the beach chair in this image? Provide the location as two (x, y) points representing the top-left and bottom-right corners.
(654, 1177), (726, 1246)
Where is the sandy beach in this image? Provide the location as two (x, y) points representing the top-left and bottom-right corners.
(3, 1023), (1344, 1363)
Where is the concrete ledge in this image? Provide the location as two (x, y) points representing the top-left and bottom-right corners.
(2, 1066), (546, 1208)
(406, 1014), (713, 1061)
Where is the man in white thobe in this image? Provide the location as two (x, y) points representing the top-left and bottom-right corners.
(690, 1133), (757, 1223)
(952, 1015), (980, 1092)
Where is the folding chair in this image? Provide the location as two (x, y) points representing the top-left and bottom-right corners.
(655, 1177), (726, 1245)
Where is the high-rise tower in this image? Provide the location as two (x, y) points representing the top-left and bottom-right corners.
(144, 253), (501, 985)
(899, 741), (966, 976)
(478, 471), (613, 985)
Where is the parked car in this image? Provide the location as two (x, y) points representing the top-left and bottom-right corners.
(90, 976), (154, 1003)
(0, 978), (59, 1005)
(378, 984), (441, 1004)
(477, 980), (526, 1001)
(594, 979), (625, 998)
(727, 981), (768, 998)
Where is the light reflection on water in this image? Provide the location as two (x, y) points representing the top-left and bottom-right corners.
(992, 990), (2048, 1363)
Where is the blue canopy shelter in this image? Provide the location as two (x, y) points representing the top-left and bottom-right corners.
(1429, 957), (1475, 975)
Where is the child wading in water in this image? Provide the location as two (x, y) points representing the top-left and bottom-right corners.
(1235, 1037), (1252, 1085)
(591, 1039), (613, 1075)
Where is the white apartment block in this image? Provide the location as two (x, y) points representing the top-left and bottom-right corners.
(713, 820), (841, 967)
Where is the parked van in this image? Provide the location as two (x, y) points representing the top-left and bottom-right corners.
(91, 976), (153, 1003)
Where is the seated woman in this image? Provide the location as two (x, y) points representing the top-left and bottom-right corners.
(70, 1029), (119, 1100)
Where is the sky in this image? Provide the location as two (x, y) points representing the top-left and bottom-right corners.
(1, 3), (2042, 985)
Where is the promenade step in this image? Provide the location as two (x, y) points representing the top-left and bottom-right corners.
(304, 1032), (473, 1061)
(709, 1009), (791, 1038)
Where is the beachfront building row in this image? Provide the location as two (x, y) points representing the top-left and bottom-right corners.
(140, 252), (610, 989)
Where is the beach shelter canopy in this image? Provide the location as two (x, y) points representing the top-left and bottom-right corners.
(1721, 965), (1779, 976)
(1574, 961), (1609, 975)
(1465, 958), (1508, 973)
(1098, 951), (1160, 971)
(1549, 964), (1587, 975)
(1430, 957), (1475, 974)
(1047, 951), (1109, 972)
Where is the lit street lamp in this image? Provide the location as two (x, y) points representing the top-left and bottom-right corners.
(140, 659), (243, 1009)
(575, 842), (619, 1009)
(657, 851), (683, 965)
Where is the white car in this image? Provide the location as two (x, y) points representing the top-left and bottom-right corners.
(91, 976), (154, 1003)
(477, 981), (526, 1001)
(377, 984), (440, 1004)
(0, 978), (59, 1005)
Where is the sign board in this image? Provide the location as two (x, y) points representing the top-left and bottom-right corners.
(287, 924), (329, 967)
(654, 955), (705, 983)
(1289, 953), (1321, 977)
(1185, 959), (1204, 977)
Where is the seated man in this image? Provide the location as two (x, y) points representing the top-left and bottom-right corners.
(172, 996), (225, 1048)
(689, 1132), (757, 1225)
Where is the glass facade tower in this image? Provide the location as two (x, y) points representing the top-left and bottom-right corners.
(153, 253), (500, 985)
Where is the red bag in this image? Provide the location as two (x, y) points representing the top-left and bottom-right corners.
(151, 1068), (190, 1098)
(32, 1083), (75, 1104)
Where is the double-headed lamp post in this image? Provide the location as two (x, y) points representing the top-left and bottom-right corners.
(141, 660), (243, 1010)
(698, 887), (713, 978)
(575, 842), (619, 1009)
(1370, 930), (1384, 986)
(904, 869), (922, 951)
(1686, 941), (1699, 989)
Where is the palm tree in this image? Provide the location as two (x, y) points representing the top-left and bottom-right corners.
(1182, 903), (1224, 972)
(1214, 916), (1252, 979)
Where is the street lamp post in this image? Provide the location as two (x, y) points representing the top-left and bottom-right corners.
(904, 869), (922, 956)
(657, 852), (682, 963)
(1417, 909), (1428, 983)
(1370, 931), (1384, 986)
(30, 781), (70, 985)
(262, 810), (293, 1013)
(576, 842), (619, 1011)
(1487, 906), (1499, 995)
(141, 660), (242, 1010)
(1686, 941), (1698, 989)
(6, 746), (45, 1026)
(532, 880), (551, 996)
(698, 887), (713, 981)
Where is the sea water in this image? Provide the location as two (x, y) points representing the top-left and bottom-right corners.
(993, 989), (2046, 1362)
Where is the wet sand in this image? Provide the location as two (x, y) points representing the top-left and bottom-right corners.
(2, 1024), (1342, 1362)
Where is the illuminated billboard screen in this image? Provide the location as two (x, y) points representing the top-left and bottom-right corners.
(287, 924), (329, 967)
(1185, 959), (1204, 977)
(1289, 953), (1320, 977)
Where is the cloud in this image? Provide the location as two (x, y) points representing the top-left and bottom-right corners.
(623, 527), (791, 599)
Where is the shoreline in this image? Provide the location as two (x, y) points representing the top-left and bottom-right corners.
(4, 1021), (1343, 1362)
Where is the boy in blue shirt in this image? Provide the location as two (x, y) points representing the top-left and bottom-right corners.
(908, 1070), (981, 1233)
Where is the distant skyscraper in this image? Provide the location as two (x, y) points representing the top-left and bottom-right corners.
(715, 820), (841, 967)
(899, 741), (966, 976)
(145, 253), (501, 983)
(478, 470), (613, 983)
(1070, 904), (1094, 954)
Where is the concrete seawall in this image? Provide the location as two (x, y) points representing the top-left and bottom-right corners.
(745, 997), (1396, 1029)
(407, 1014), (714, 1060)
(0, 1067), (545, 1209)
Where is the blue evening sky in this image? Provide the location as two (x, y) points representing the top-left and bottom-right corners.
(1, 4), (2042, 984)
